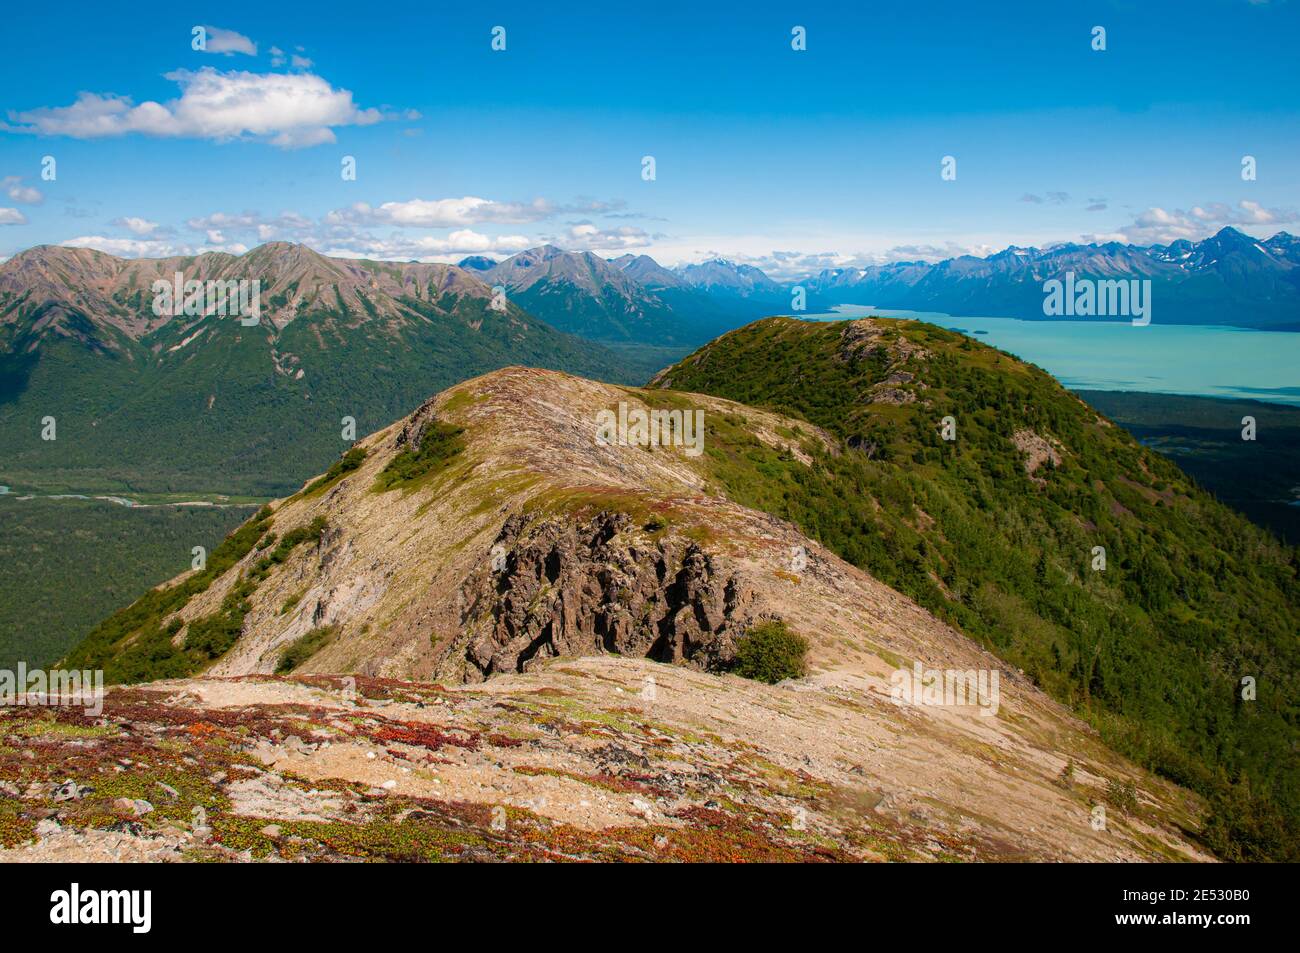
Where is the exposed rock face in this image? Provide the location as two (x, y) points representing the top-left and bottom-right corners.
(1012, 428), (1064, 481)
(393, 395), (441, 451)
(456, 511), (755, 680)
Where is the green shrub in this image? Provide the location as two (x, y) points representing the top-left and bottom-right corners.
(731, 620), (808, 684)
(276, 625), (338, 674)
(375, 422), (465, 490)
(185, 578), (255, 661)
(1105, 778), (1139, 816)
(250, 516), (327, 580)
(303, 446), (367, 496)
(1056, 759), (1076, 790)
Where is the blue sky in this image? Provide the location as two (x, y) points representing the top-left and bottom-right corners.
(1, 0), (1297, 277)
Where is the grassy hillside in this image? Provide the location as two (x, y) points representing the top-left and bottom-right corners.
(653, 316), (1300, 860)
(0, 498), (254, 668)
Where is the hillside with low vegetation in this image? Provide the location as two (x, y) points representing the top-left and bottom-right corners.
(39, 361), (1227, 862)
(652, 316), (1300, 860)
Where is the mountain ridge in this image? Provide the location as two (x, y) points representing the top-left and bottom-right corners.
(54, 359), (1217, 862)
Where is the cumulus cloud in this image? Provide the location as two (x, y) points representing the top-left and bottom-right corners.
(5, 67), (388, 148)
(327, 196), (625, 228)
(59, 235), (248, 257)
(185, 210), (314, 241)
(111, 216), (165, 236)
(545, 222), (653, 252)
(0, 208), (27, 225)
(198, 26), (257, 56)
(167, 206), (537, 261)
(2, 176), (43, 205)
(1083, 200), (1298, 245)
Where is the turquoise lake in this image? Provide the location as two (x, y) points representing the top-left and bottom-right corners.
(805, 306), (1300, 406)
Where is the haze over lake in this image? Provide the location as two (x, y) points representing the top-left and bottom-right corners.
(807, 306), (1300, 406)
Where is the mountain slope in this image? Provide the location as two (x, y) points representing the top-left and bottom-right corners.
(56, 365), (1213, 862)
(652, 316), (1300, 860)
(0, 243), (644, 496)
(674, 257), (787, 299)
(484, 246), (740, 345)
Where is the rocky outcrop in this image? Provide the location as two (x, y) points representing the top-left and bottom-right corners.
(837, 321), (928, 405)
(454, 511), (756, 681)
(1012, 428), (1064, 481)
(838, 319), (930, 365)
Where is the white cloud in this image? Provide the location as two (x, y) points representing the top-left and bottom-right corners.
(877, 241), (995, 262)
(5, 67), (387, 149)
(328, 197), (531, 227)
(199, 26), (257, 57)
(59, 235), (247, 257)
(185, 210), (314, 238)
(0, 208), (27, 225)
(1083, 200), (1299, 245)
(111, 216), (163, 236)
(321, 230), (533, 261)
(327, 196), (625, 228)
(546, 222), (653, 252)
(637, 235), (996, 280)
(2, 176), (43, 205)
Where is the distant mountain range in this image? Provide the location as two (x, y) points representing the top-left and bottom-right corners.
(473, 227), (1300, 335)
(466, 226), (1300, 332)
(460, 245), (794, 345)
(806, 227), (1300, 329)
(0, 242), (641, 495)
